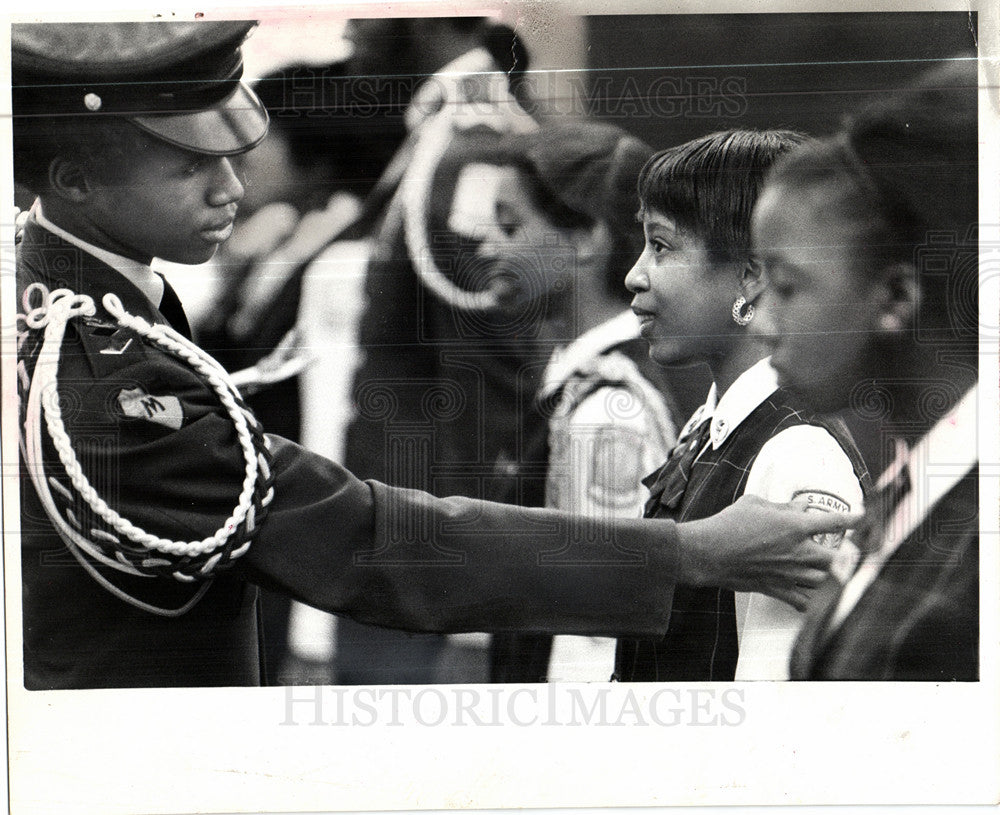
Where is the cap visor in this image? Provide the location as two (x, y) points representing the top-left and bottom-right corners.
(130, 81), (269, 156)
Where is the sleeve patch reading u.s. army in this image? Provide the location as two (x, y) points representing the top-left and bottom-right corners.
(117, 386), (184, 430)
(792, 490), (851, 548)
(792, 490), (852, 514)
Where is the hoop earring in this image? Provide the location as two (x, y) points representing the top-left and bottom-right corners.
(731, 296), (755, 326)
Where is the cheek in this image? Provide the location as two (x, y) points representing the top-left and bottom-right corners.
(689, 272), (736, 325)
(646, 267), (684, 305)
(137, 184), (200, 225)
(785, 295), (873, 369)
(788, 295), (836, 332)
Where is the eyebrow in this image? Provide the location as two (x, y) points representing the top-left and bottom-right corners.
(638, 211), (680, 234)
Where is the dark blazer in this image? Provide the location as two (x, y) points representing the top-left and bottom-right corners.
(16, 219), (683, 689)
(790, 466), (978, 681)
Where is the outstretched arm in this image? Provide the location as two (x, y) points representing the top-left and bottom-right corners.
(29, 316), (853, 636)
(243, 439), (856, 633)
(241, 436), (680, 638)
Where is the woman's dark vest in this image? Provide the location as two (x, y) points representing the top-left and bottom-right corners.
(614, 387), (869, 682)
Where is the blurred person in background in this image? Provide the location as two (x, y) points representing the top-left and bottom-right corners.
(465, 121), (688, 682)
(329, 16), (539, 685)
(197, 61), (403, 441)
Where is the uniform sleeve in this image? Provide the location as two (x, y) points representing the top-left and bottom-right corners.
(238, 435), (680, 638)
(552, 386), (671, 519)
(744, 424), (864, 514)
(735, 423), (864, 680)
(45, 333), (679, 639)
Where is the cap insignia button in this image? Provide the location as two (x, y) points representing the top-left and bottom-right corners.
(83, 92), (102, 111)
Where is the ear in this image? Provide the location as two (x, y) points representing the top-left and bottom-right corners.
(47, 156), (91, 203)
(738, 256), (767, 303)
(876, 261), (920, 332)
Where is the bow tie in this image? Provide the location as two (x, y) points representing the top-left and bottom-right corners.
(643, 416), (712, 515)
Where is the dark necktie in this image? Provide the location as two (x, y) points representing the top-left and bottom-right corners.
(853, 439), (912, 556)
(642, 414), (712, 515)
(156, 276), (193, 341)
(789, 439), (914, 678)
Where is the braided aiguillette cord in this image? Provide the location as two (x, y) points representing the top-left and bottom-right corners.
(99, 292), (271, 559)
(19, 286), (275, 615)
(400, 79), (536, 313)
(21, 289), (208, 615)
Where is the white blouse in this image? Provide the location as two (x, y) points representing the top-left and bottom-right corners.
(695, 358), (865, 680)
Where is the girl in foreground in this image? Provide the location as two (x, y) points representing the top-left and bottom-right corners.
(615, 130), (870, 682)
(752, 61), (979, 680)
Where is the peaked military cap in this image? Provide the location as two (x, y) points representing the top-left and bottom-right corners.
(12, 20), (269, 155)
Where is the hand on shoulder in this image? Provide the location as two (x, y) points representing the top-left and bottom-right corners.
(676, 494), (864, 610)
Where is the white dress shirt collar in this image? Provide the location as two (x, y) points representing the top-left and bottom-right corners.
(33, 201), (165, 308)
(827, 383), (978, 630)
(704, 356), (780, 449)
(906, 383), (979, 515)
(539, 310), (641, 400)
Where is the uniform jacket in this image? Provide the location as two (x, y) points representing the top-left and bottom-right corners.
(790, 387), (978, 681)
(15, 218), (682, 689)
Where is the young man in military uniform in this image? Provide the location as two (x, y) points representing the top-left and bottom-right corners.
(11, 20), (857, 689)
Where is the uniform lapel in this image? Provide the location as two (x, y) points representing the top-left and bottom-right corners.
(788, 574), (846, 679)
(156, 274), (193, 339)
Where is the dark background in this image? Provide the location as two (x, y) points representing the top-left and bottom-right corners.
(582, 12), (976, 147)
(12, 13), (978, 210)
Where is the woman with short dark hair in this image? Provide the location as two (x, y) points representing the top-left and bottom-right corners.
(616, 130), (871, 682)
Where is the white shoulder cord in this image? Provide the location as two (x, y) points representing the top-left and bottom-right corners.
(19, 285), (275, 616)
(400, 72), (537, 312)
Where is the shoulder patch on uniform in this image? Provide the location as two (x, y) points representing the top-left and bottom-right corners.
(117, 386), (183, 430)
(792, 490), (850, 548)
(792, 489), (852, 514)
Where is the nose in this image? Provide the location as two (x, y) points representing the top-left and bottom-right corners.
(473, 221), (507, 261)
(624, 249), (651, 294)
(207, 157), (244, 208)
